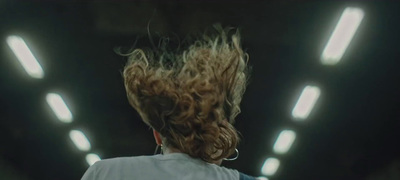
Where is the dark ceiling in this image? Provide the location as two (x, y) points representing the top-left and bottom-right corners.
(1, 1), (400, 180)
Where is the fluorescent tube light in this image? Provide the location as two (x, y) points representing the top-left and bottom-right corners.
(273, 130), (296, 154)
(292, 86), (320, 120)
(46, 93), (73, 123)
(257, 177), (269, 180)
(6, 35), (44, 78)
(69, 130), (91, 152)
(86, 153), (101, 166)
(261, 157), (280, 176)
(321, 7), (364, 65)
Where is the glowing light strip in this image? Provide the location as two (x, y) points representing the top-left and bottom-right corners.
(261, 157), (280, 176)
(69, 130), (91, 151)
(46, 93), (73, 123)
(6, 35), (44, 78)
(292, 86), (320, 120)
(321, 7), (364, 65)
(86, 153), (101, 166)
(273, 130), (296, 154)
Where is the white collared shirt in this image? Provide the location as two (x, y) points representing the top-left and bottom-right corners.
(82, 153), (240, 180)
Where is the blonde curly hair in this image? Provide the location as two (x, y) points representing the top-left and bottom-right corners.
(123, 27), (250, 163)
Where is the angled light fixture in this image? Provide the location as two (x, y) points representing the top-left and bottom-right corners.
(261, 157), (280, 176)
(257, 177), (269, 180)
(292, 86), (321, 120)
(321, 7), (364, 65)
(69, 130), (91, 152)
(273, 130), (296, 154)
(46, 93), (73, 123)
(6, 35), (44, 78)
(86, 153), (101, 166)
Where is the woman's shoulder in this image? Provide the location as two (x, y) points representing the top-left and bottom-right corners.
(94, 154), (162, 167)
(82, 155), (163, 180)
(83, 154), (258, 180)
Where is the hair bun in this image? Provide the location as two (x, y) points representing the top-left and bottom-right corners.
(123, 26), (250, 162)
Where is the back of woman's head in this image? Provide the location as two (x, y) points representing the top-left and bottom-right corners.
(123, 26), (250, 163)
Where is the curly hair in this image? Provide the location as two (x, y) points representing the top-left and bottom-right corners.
(123, 27), (250, 163)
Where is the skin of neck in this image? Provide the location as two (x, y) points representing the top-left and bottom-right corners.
(152, 129), (223, 165)
(162, 145), (181, 154)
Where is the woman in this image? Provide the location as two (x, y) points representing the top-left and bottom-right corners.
(82, 27), (256, 180)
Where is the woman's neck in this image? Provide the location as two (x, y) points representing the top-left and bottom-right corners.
(162, 146), (223, 165)
(162, 146), (181, 154)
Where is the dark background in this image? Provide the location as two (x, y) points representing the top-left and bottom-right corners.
(1, 1), (399, 180)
